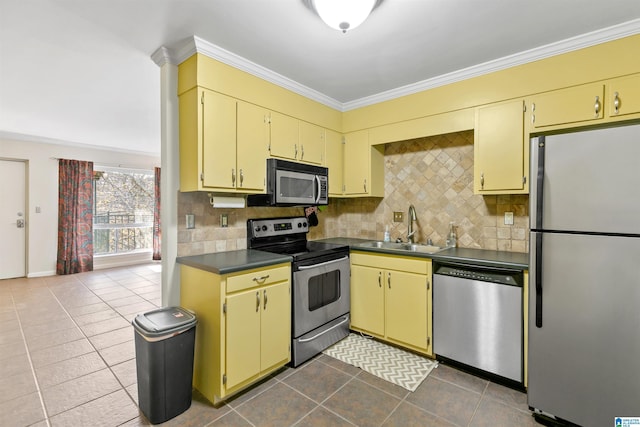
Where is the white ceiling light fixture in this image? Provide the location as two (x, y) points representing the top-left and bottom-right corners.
(312, 0), (379, 33)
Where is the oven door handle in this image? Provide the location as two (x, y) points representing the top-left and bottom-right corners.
(297, 315), (349, 343)
(297, 256), (349, 270)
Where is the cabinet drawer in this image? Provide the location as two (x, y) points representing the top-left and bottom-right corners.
(351, 252), (428, 275)
(226, 264), (290, 293)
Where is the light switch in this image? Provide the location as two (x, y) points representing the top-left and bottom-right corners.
(220, 213), (228, 228)
(35, 206), (41, 213)
(504, 212), (514, 225)
(393, 212), (404, 222)
(186, 214), (195, 229)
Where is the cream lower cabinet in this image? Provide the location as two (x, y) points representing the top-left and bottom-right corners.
(350, 252), (432, 356)
(180, 263), (291, 403)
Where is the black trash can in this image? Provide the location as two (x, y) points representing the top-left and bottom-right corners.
(133, 306), (197, 424)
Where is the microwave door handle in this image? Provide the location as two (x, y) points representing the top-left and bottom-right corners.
(314, 175), (321, 204)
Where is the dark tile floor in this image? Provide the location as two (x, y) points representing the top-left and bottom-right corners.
(1, 264), (538, 427)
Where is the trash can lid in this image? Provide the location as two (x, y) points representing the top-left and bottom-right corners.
(133, 306), (196, 338)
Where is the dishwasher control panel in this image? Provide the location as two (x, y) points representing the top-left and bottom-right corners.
(434, 264), (523, 287)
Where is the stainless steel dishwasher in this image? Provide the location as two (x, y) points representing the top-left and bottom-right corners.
(433, 261), (524, 384)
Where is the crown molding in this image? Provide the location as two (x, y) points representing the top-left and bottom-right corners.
(151, 46), (175, 67)
(152, 18), (640, 112)
(0, 131), (160, 158)
(343, 18), (640, 111)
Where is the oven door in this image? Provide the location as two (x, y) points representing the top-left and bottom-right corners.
(292, 255), (350, 338)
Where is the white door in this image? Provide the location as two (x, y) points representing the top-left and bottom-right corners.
(0, 160), (26, 279)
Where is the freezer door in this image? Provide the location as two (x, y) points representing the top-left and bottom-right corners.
(530, 123), (640, 234)
(528, 232), (640, 427)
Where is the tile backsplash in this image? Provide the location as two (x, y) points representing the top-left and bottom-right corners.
(177, 130), (529, 257)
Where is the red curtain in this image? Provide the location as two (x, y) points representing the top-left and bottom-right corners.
(56, 159), (94, 274)
(152, 166), (161, 260)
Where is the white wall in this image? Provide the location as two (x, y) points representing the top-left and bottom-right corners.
(0, 135), (160, 277)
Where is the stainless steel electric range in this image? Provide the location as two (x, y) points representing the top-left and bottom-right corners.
(247, 217), (350, 367)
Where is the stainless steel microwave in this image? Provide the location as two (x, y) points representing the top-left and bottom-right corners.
(247, 159), (328, 207)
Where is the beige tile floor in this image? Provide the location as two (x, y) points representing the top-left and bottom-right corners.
(0, 264), (537, 426)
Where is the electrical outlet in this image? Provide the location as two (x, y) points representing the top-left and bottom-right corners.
(220, 213), (228, 228)
(504, 212), (514, 225)
(393, 212), (404, 222)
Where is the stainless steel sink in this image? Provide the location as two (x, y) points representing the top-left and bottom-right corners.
(357, 241), (444, 254)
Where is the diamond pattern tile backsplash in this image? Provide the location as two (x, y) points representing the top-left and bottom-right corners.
(177, 130), (529, 257)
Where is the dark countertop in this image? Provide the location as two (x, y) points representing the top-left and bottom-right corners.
(176, 249), (292, 275)
(315, 238), (529, 270)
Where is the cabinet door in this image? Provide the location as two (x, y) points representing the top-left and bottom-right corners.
(325, 129), (344, 196)
(385, 270), (428, 350)
(350, 264), (384, 335)
(225, 289), (261, 390)
(531, 83), (604, 128)
(298, 121), (324, 165)
(608, 74), (640, 118)
(343, 130), (369, 195)
(260, 281), (291, 370)
(269, 111), (299, 160)
(474, 99), (525, 193)
(202, 89), (237, 189)
(237, 101), (268, 191)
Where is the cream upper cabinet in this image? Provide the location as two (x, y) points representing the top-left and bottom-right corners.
(350, 252), (432, 356)
(298, 121), (325, 165)
(530, 82), (604, 128)
(474, 99), (527, 194)
(343, 130), (384, 197)
(325, 129), (344, 196)
(268, 111), (300, 161)
(179, 87), (265, 192)
(180, 263), (291, 403)
(608, 73), (640, 118)
(236, 101), (269, 191)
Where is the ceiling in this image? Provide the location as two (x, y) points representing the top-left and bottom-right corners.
(1, 1), (639, 156)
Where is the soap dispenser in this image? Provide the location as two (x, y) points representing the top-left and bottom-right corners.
(383, 225), (390, 242)
(446, 222), (457, 248)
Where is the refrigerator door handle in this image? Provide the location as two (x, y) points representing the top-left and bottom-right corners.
(533, 232), (543, 327)
(530, 136), (545, 230)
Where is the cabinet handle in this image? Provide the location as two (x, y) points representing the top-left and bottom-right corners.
(530, 103), (536, 124)
(594, 95), (601, 117)
(231, 169), (236, 186)
(239, 169), (244, 187)
(252, 274), (270, 283)
(300, 144), (304, 159)
(263, 289), (268, 310)
(256, 291), (260, 312)
(363, 179), (367, 193)
(388, 272), (391, 289)
(294, 144), (298, 159)
(613, 92), (620, 115)
(480, 172), (485, 189)
(378, 271), (382, 287)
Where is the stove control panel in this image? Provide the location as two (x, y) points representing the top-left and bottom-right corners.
(248, 217), (309, 239)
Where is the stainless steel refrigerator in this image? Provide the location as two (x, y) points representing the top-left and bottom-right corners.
(529, 123), (640, 427)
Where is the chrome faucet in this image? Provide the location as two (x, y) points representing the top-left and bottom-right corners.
(407, 204), (418, 243)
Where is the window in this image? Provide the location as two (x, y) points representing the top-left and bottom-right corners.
(93, 167), (154, 256)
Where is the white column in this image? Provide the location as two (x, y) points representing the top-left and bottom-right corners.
(152, 47), (180, 307)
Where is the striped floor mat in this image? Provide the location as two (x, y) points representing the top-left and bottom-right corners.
(323, 333), (438, 392)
